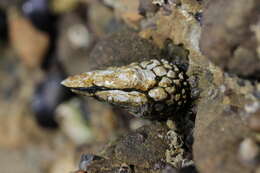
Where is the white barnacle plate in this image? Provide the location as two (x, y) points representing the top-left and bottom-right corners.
(146, 59), (161, 70)
(95, 90), (148, 107)
(153, 66), (167, 76)
(140, 60), (151, 68)
(167, 70), (177, 78)
(159, 77), (172, 87)
(148, 87), (168, 101)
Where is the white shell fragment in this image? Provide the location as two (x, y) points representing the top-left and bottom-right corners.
(167, 70), (177, 78)
(140, 61), (151, 68)
(173, 65), (179, 72)
(159, 77), (172, 87)
(146, 59), (160, 70)
(153, 66), (167, 76)
(165, 86), (176, 94)
(148, 87), (168, 101)
(163, 63), (173, 69)
(62, 58), (189, 119)
(178, 72), (184, 80)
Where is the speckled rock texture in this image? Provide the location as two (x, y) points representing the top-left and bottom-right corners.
(133, 0), (260, 173)
(75, 123), (189, 173)
(88, 29), (161, 70)
(200, 0), (260, 79)
(193, 67), (258, 173)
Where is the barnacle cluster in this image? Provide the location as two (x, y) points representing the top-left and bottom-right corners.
(165, 129), (186, 168)
(62, 58), (189, 119)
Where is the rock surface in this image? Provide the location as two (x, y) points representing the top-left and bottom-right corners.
(75, 122), (193, 173)
(200, 0), (260, 79)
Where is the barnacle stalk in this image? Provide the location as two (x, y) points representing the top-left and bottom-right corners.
(62, 59), (189, 119)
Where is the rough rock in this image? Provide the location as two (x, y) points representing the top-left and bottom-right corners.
(136, 1), (260, 172)
(75, 123), (169, 173)
(200, 0), (260, 79)
(75, 122), (193, 173)
(193, 68), (257, 173)
(88, 29), (161, 70)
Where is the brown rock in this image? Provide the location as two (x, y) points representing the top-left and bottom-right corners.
(76, 123), (171, 173)
(103, 0), (142, 28)
(88, 29), (161, 70)
(112, 123), (169, 168)
(200, 0), (260, 79)
(193, 66), (257, 173)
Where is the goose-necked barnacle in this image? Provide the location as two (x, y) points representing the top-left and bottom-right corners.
(62, 58), (190, 119)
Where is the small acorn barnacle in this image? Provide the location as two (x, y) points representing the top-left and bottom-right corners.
(61, 58), (190, 119)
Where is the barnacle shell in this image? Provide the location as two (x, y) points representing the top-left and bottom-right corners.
(148, 87), (168, 101)
(159, 77), (172, 87)
(153, 66), (167, 76)
(62, 59), (189, 119)
(167, 70), (177, 78)
(95, 90), (148, 106)
(62, 66), (157, 91)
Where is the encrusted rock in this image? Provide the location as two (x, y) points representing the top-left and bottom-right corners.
(73, 123), (191, 173)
